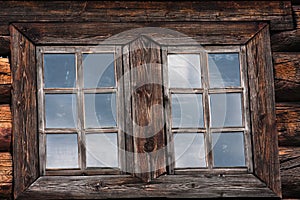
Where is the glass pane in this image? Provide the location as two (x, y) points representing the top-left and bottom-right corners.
(212, 132), (246, 167)
(208, 53), (240, 88)
(44, 54), (76, 88)
(83, 53), (115, 88)
(45, 94), (77, 128)
(210, 93), (242, 127)
(168, 54), (201, 88)
(84, 93), (116, 128)
(46, 134), (78, 169)
(172, 94), (203, 128)
(86, 133), (118, 168)
(174, 133), (206, 168)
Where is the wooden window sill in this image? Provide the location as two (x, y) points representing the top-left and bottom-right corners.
(18, 174), (278, 199)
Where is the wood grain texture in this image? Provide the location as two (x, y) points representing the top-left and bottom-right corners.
(0, 152), (12, 199)
(12, 21), (263, 46)
(0, 105), (11, 152)
(10, 26), (39, 199)
(276, 102), (300, 146)
(246, 25), (281, 197)
(271, 6), (300, 52)
(271, 29), (300, 52)
(0, 1), (293, 36)
(0, 85), (11, 104)
(279, 146), (300, 199)
(0, 58), (11, 85)
(273, 52), (300, 102)
(128, 36), (166, 182)
(17, 174), (278, 199)
(0, 36), (10, 56)
(294, 5), (300, 28)
(122, 45), (135, 174)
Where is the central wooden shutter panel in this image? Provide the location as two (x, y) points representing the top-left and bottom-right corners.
(123, 36), (166, 182)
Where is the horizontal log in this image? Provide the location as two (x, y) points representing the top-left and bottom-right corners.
(0, 36), (10, 56)
(0, 122), (11, 152)
(0, 58), (11, 85)
(0, 1), (293, 36)
(271, 6), (300, 52)
(279, 146), (300, 199)
(0, 105), (11, 122)
(273, 52), (300, 102)
(276, 102), (300, 146)
(0, 152), (12, 199)
(0, 58), (11, 104)
(0, 105), (11, 152)
(271, 29), (300, 52)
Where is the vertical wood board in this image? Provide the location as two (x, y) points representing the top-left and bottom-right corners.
(127, 36), (166, 182)
(10, 25), (39, 199)
(246, 25), (281, 197)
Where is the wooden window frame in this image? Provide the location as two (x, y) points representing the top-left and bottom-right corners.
(10, 22), (281, 199)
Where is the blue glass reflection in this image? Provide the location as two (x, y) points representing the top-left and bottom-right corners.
(83, 54), (115, 88)
(44, 54), (76, 88)
(212, 132), (246, 167)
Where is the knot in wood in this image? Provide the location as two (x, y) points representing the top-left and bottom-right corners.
(144, 137), (155, 152)
(93, 181), (105, 191)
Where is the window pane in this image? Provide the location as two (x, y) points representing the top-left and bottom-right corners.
(208, 53), (240, 88)
(172, 94), (204, 128)
(174, 133), (206, 168)
(86, 133), (118, 168)
(45, 94), (77, 128)
(84, 93), (116, 128)
(46, 134), (78, 169)
(44, 54), (76, 88)
(83, 53), (115, 88)
(210, 93), (242, 127)
(168, 54), (201, 88)
(212, 132), (246, 167)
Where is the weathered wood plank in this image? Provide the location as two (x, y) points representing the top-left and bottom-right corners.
(276, 102), (300, 146)
(10, 25), (39, 199)
(18, 174), (277, 199)
(279, 146), (300, 199)
(0, 152), (12, 199)
(0, 1), (293, 36)
(13, 21), (263, 46)
(0, 36), (10, 56)
(0, 104), (11, 151)
(271, 29), (300, 52)
(122, 45), (135, 174)
(246, 25), (281, 197)
(128, 36), (166, 182)
(273, 52), (300, 102)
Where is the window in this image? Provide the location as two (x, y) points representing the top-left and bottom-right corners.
(165, 47), (252, 173)
(38, 45), (252, 176)
(11, 22), (281, 199)
(37, 47), (123, 175)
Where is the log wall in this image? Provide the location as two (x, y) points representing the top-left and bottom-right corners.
(0, 1), (299, 199)
(0, 59), (12, 199)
